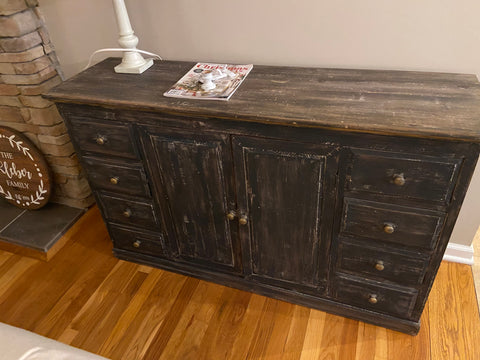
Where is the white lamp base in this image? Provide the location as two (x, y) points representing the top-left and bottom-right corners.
(112, 0), (154, 75)
(115, 57), (153, 74)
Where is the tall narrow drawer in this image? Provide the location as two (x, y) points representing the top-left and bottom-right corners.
(340, 198), (445, 249)
(69, 118), (138, 159)
(347, 149), (461, 203)
(337, 238), (429, 285)
(332, 274), (418, 319)
(109, 225), (165, 258)
(83, 157), (150, 197)
(98, 193), (159, 229)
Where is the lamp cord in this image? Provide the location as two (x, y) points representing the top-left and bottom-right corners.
(83, 48), (163, 70)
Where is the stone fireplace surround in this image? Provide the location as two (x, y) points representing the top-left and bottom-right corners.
(0, 0), (94, 209)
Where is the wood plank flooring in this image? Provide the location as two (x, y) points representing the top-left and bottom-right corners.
(0, 206), (479, 360)
(473, 226), (480, 308)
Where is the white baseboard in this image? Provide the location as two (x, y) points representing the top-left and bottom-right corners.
(443, 243), (474, 265)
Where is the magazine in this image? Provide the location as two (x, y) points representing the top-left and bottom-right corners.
(163, 63), (253, 101)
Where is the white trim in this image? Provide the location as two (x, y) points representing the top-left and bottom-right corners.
(443, 243), (474, 265)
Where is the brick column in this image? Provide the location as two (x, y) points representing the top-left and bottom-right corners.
(0, 0), (94, 208)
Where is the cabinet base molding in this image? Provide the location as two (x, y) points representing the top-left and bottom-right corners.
(114, 248), (421, 335)
(443, 243), (474, 265)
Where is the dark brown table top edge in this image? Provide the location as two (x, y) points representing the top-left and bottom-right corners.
(45, 58), (480, 143)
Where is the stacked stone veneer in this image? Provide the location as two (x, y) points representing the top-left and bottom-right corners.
(0, 0), (94, 208)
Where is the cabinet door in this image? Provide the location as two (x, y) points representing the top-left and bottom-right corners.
(140, 127), (240, 273)
(233, 136), (339, 294)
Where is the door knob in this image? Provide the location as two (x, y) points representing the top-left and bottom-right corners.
(95, 135), (107, 145)
(375, 260), (385, 271)
(393, 174), (405, 186)
(383, 223), (395, 234)
(368, 294), (378, 304)
(239, 216), (248, 225)
(227, 211), (236, 221)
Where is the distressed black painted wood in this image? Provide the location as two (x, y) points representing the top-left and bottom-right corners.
(46, 58), (480, 335)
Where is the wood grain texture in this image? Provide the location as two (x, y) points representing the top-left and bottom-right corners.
(45, 58), (480, 142)
(429, 259), (480, 360)
(97, 193), (158, 230)
(0, 206), (478, 360)
(340, 197), (445, 249)
(81, 156), (150, 198)
(66, 118), (139, 160)
(50, 67), (480, 334)
(336, 238), (429, 285)
(144, 130), (237, 269)
(233, 135), (335, 289)
(347, 148), (462, 204)
(0, 127), (52, 209)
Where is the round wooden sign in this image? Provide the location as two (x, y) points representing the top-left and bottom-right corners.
(0, 127), (52, 210)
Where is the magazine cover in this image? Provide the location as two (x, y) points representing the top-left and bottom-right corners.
(163, 63), (253, 101)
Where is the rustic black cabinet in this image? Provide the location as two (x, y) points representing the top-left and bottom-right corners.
(233, 136), (339, 294)
(140, 127), (240, 273)
(46, 58), (480, 335)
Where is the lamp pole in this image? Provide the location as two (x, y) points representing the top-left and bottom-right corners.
(112, 0), (153, 74)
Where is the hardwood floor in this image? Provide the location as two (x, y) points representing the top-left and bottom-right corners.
(473, 226), (480, 309)
(0, 206), (479, 360)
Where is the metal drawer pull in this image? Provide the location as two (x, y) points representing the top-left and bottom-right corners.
(95, 135), (107, 145)
(383, 223), (395, 234)
(368, 294), (378, 304)
(375, 261), (385, 271)
(133, 240), (141, 248)
(110, 177), (119, 185)
(239, 216), (248, 225)
(123, 208), (132, 218)
(227, 211), (236, 221)
(393, 174), (405, 186)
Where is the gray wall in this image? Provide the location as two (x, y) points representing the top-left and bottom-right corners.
(39, 0), (479, 246)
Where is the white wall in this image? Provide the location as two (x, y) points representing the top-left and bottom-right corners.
(39, 0), (479, 246)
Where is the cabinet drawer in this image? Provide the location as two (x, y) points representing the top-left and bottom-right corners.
(348, 149), (461, 203)
(83, 157), (150, 197)
(109, 225), (165, 257)
(332, 275), (418, 318)
(337, 239), (429, 285)
(98, 193), (158, 229)
(69, 118), (138, 159)
(340, 198), (445, 249)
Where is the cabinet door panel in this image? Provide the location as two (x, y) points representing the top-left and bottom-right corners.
(233, 136), (338, 292)
(141, 128), (238, 272)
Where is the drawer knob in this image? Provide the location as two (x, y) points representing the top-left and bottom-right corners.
(123, 208), (132, 218)
(375, 261), (385, 271)
(393, 174), (405, 186)
(133, 240), (141, 248)
(95, 135), (107, 145)
(383, 223), (395, 234)
(227, 211), (236, 221)
(110, 177), (119, 185)
(368, 294), (378, 304)
(239, 216), (248, 225)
